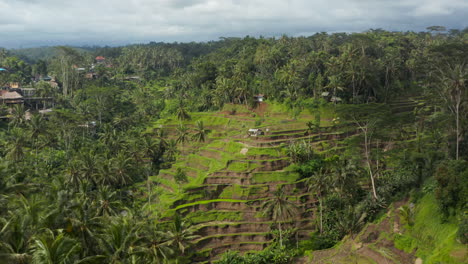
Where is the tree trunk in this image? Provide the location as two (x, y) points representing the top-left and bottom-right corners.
(455, 96), (460, 160)
(363, 128), (378, 200)
(278, 222), (283, 248)
(319, 195), (323, 234)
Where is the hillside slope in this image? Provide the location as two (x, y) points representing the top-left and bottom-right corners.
(298, 190), (467, 264)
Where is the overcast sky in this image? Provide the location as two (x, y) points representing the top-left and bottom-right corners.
(0, 0), (467, 48)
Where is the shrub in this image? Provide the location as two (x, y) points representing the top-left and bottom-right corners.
(434, 160), (468, 217)
(457, 215), (468, 244)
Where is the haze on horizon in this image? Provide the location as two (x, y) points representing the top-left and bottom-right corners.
(1, 0), (467, 49)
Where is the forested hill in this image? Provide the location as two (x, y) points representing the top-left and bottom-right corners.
(0, 29), (467, 263)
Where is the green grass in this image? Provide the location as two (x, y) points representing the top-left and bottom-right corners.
(246, 146), (284, 157)
(394, 192), (466, 264)
(251, 170), (300, 184)
(184, 210), (244, 224)
(173, 198), (247, 211)
(219, 185), (249, 199)
(226, 161), (258, 172)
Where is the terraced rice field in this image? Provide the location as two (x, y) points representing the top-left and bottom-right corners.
(140, 98), (425, 262)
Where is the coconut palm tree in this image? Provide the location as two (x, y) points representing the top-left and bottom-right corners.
(164, 139), (179, 162)
(0, 215), (33, 264)
(99, 216), (141, 263)
(261, 188), (298, 248)
(305, 168), (330, 234)
(9, 104), (26, 129)
(110, 151), (134, 187)
(6, 128), (27, 163)
(154, 128), (168, 151)
(31, 229), (80, 264)
(176, 104), (190, 121)
(28, 114), (47, 166)
(133, 224), (173, 263)
(164, 214), (199, 256)
(335, 206), (367, 238)
(176, 124), (190, 152)
(433, 62), (467, 160)
(65, 160), (83, 191)
(94, 186), (122, 217)
(192, 120), (209, 142)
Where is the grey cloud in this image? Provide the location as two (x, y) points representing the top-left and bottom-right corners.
(0, 0), (467, 48)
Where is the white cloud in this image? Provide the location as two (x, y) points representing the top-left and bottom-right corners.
(0, 0), (466, 48)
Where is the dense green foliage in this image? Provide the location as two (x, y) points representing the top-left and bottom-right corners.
(0, 28), (467, 263)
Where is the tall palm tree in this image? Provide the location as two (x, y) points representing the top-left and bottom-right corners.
(164, 214), (199, 256)
(176, 124), (190, 152)
(110, 152), (134, 187)
(305, 168), (330, 234)
(9, 104), (26, 129)
(133, 224), (173, 263)
(28, 114), (46, 165)
(99, 216), (141, 263)
(192, 120), (209, 142)
(6, 128), (27, 162)
(176, 104), (190, 121)
(261, 189), (298, 247)
(65, 160), (82, 191)
(94, 186), (122, 217)
(434, 62), (467, 160)
(164, 139), (179, 162)
(154, 128), (168, 151)
(78, 150), (99, 187)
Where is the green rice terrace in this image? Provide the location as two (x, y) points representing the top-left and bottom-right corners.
(132, 97), (454, 263)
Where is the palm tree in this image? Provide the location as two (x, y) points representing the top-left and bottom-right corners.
(154, 128), (168, 151)
(133, 224), (173, 263)
(110, 152), (134, 187)
(28, 114), (46, 165)
(164, 139), (179, 162)
(65, 160), (82, 191)
(78, 150), (99, 187)
(31, 229), (80, 264)
(9, 104), (26, 129)
(66, 197), (101, 257)
(433, 62), (467, 160)
(176, 104), (190, 121)
(192, 120), (209, 142)
(141, 136), (162, 166)
(305, 168), (330, 234)
(164, 214), (199, 256)
(94, 186), (122, 217)
(335, 206), (367, 238)
(0, 215), (33, 264)
(176, 124), (190, 152)
(99, 216), (141, 263)
(6, 128), (27, 162)
(261, 188), (298, 247)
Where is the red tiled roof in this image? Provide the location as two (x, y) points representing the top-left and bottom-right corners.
(96, 56), (105, 60)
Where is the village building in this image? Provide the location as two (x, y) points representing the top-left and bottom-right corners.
(254, 94), (265, 102)
(330, 96), (342, 103)
(95, 56), (106, 63)
(20, 88), (36, 97)
(321, 92), (342, 103)
(0, 90), (24, 105)
(85, 72), (98, 79)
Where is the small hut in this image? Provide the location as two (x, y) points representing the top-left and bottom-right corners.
(248, 128), (264, 137)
